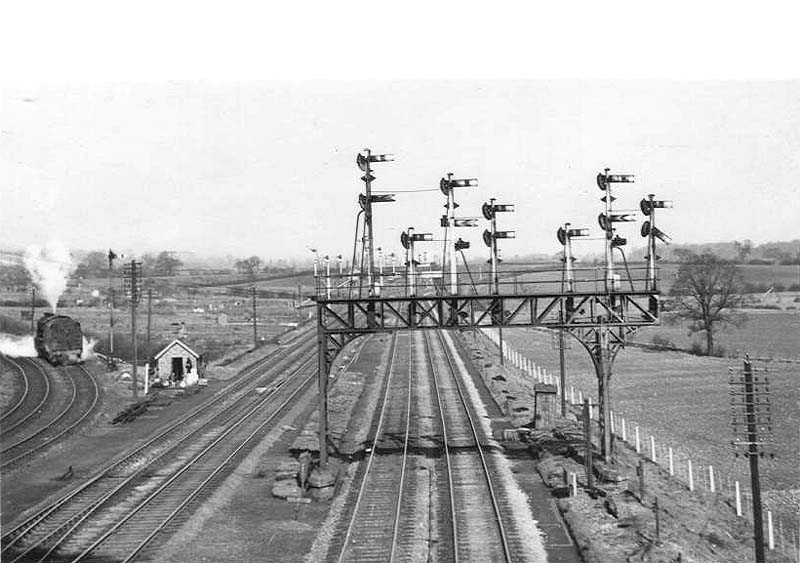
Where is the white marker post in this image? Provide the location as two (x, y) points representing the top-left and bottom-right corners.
(735, 481), (742, 516)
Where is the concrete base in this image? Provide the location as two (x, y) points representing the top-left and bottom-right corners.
(307, 466), (336, 489)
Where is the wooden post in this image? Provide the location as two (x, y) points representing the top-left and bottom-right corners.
(650, 436), (656, 462)
(654, 496), (661, 543)
(688, 459), (694, 491)
(709, 465), (716, 493)
(638, 460), (646, 503)
(668, 447), (674, 476)
(583, 399), (593, 491)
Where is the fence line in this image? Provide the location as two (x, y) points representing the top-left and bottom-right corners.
(477, 328), (800, 560)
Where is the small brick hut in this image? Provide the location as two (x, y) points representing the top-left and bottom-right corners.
(154, 339), (203, 387)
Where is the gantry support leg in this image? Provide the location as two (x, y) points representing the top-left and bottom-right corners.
(593, 328), (613, 463)
(317, 308), (329, 467)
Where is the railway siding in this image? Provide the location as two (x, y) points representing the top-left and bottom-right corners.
(1, 334), (318, 563)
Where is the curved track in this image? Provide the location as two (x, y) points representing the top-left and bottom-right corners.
(1, 359), (99, 471)
(1, 330), (318, 563)
(0, 356), (51, 437)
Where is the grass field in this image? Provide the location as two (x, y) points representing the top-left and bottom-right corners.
(642, 310), (800, 360)
(503, 324), (799, 523)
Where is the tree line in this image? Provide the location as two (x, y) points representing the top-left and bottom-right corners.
(75, 251), (183, 278)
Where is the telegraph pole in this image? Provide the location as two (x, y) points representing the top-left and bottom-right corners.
(30, 286), (36, 333)
(730, 356), (773, 563)
(297, 283), (302, 325)
(108, 250), (117, 367)
(123, 260), (142, 399)
(251, 286), (257, 349)
(145, 288), (153, 364)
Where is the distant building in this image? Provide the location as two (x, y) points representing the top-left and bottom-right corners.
(154, 339), (203, 387)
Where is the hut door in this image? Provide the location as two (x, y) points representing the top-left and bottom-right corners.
(172, 357), (185, 381)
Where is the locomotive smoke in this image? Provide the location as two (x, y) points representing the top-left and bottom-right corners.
(24, 241), (75, 313)
(0, 334), (36, 357)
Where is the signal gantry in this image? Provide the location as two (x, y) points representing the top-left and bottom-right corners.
(310, 151), (672, 466)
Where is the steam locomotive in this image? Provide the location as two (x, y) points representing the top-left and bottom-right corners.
(35, 313), (83, 365)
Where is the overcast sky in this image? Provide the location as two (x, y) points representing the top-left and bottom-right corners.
(2, 80), (798, 262)
(1, 2), (799, 263)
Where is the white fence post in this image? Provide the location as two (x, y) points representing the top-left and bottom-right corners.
(570, 472), (578, 496)
(610, 411), (615, 435)
(668, 447), (674, 476)
(709, 466), (715, 493)
(688, 459), (694, 491)
(650, 436), (656, 462)
(621, 418), (627, 442)
(578, 390), (583, 405)
(735, 481), (742, 516)
(635, 426), (641, 453)
(570, 386), (575, 405)
(768, 510), (774, 550)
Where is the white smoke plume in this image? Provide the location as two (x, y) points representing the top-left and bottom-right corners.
(24, 241), (75, 313)
(0, 334), (36, 357)
(82, 336), (98, 359)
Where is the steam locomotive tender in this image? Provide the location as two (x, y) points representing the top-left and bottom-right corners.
(35, 313), (83, 365)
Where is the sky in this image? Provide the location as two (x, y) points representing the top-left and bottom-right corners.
(1, 3), (799, 264)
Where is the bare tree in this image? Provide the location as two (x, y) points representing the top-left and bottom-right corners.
(670, 250), (745, 355)
(235, 256), (263, 278)
(733, 239), (752, 263)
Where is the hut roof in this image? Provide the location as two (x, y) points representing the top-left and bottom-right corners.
(154, 339), (201, 361)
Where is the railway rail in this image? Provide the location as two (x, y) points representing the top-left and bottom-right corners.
(334, 331), (410, 563)
(1, 359), (99, 470)
(1, 356), (52, 437)
(331, 329), (528, 563)
(1, 329), (318, 563)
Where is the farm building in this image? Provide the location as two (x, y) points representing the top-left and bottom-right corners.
(154, 339), (204, 387)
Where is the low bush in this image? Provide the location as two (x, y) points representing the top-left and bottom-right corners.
(651, 334), (676, 349)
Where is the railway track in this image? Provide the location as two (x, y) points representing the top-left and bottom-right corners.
(334, 331), (410, 563)
(425, 329), (512, 563)
(1, 356), (52, 437)
(1, 359), (99, 470)
(1, 330), (318, 563)
(331, 328), (530, 563)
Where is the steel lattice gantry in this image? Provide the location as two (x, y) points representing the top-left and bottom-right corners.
(314, 288), (661, 465)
